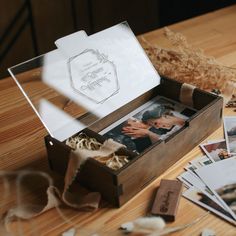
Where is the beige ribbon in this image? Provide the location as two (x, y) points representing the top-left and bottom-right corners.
(179, 83), (196, 107)
(2, 139), (124, 231)
(62, 139), (124, 209)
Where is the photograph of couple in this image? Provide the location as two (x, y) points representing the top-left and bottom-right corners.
(100, 96), (196, 153)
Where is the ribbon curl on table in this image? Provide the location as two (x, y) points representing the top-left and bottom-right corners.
(2, 139), (124, 232)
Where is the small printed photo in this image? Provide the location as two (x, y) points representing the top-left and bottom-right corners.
(183, 187), (235, 224)
(179, 171), (216, 199)
(189, 155), (212, 168)
(185, 164), (197, 173)
(200, 139), (231, 162)
(216, 183), (236, 216)
(178, 172), (227, 211)
(196, 157), (236, 220)
(185, 156), (212, 174)
(199, 157), (213, 166)
(224, 117), (236, 154)
(100, 96), (196, 153)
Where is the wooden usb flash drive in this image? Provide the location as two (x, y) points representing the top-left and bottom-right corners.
(151, 179), (183, 221)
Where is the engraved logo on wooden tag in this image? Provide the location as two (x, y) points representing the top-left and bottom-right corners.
(160, 191), (174, 213)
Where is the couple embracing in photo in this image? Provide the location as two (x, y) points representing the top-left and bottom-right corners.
(103, 103), (187, 153)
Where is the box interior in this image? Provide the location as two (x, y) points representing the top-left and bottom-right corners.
(60, 77), (220, 175)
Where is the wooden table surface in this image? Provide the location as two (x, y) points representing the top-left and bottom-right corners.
(1, 5), (236, 236)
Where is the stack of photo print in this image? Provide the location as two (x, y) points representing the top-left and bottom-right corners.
(100, 95), (196, 154)
(178, 117), (236, 225)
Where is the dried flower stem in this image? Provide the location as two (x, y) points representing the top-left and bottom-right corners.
(142, 28), (236, 96)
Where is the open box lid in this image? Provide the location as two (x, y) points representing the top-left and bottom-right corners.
(8, 22), (160, 141)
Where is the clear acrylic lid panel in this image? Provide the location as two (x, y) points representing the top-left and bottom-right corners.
(8, 23), (160, 141)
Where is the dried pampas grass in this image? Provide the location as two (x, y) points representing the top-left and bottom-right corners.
(142, 28), (236, 96)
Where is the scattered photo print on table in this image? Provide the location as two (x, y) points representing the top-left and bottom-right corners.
(196, 157), (236, 220)
(199, 157), (213, 166)
(200, 139), (231, 162)
(224, 117), (236, 154)
(179, 171), (217, 200)
(189, 155), (212, 168)
(185, 156), (212, 174)
(100, 96), (196, 154)
(183, 187), (236, 225)
(179, 168), (228, 212)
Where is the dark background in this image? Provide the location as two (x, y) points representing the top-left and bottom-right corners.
(1, 0), (236, 79)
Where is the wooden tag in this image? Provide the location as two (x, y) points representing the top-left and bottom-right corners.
(151, 179), (183, 221)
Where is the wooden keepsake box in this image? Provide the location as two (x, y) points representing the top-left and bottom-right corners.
(9, 22), (223, 207)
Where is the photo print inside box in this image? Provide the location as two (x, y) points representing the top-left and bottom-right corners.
(100, 96), (196, 154)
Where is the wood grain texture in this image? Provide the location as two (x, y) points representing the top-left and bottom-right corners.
(1, 5), (236, 236)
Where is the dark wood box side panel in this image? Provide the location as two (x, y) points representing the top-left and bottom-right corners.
(45, 135), (71, 175)
(78, 162), (121, 206)
(192, 88), (219, 110)
(187, 97), (223, 136)
(157, 77), (218, 110)
(157, 77), (182, 101)
(118, 142), (166, 206)
(117, 97), (223, 206)
(117, 127), (189, 206)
